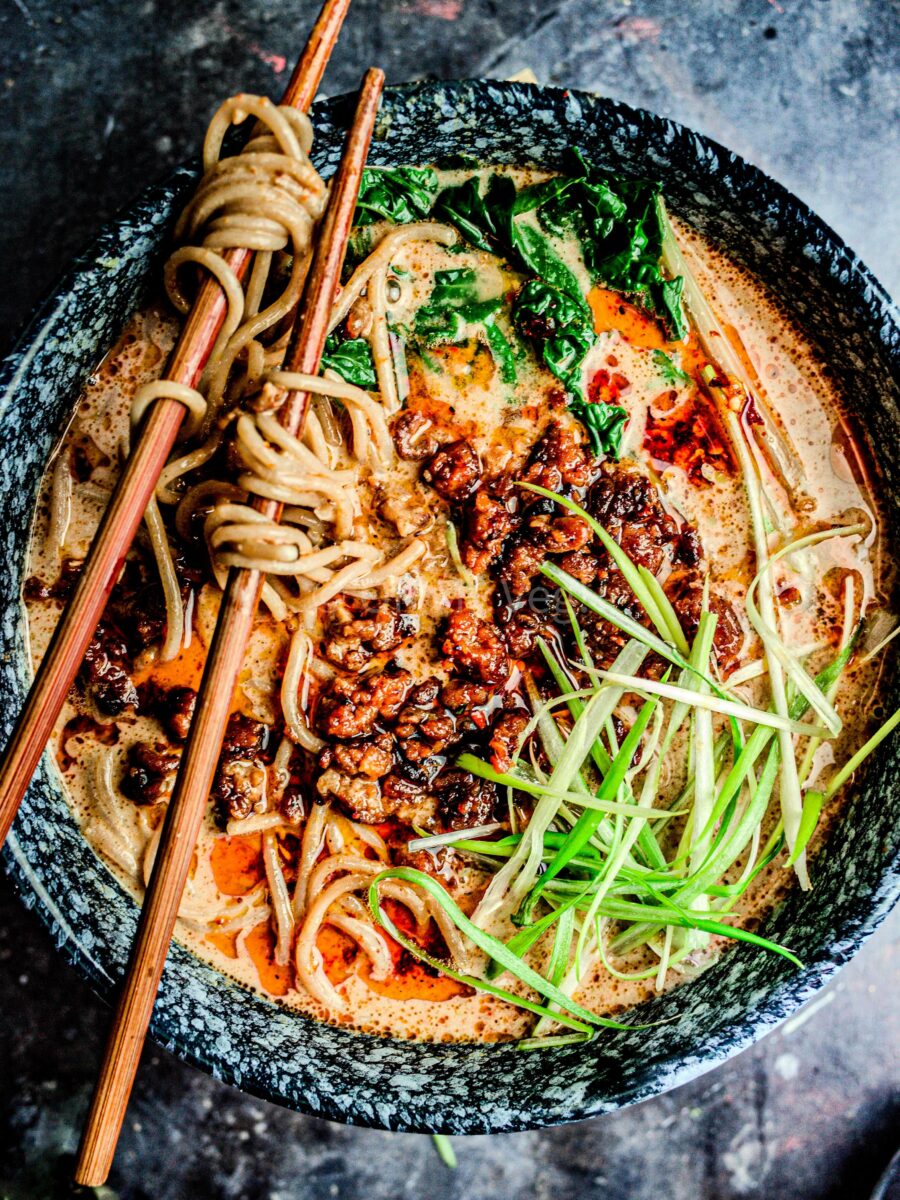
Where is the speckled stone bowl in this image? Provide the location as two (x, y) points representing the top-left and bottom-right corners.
(1, 81), (898, 1134)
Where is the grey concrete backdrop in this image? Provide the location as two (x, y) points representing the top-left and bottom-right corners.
(0, 1), (898, 1198)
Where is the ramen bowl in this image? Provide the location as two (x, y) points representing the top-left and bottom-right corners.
(1, 81), (898, 1133)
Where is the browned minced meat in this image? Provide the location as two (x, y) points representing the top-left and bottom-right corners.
(439, 677), (493, 715)
(520, 418), (597, 494)
(130, 594), (167, 654)
(422, 439), (482, 503)
(385, 822), (461, 883)
(392, 842), (459, 884)
(434, 768), (499, 831)
(442, 607), (510, 687)
(317, 668), (466, 823)
(160, 686), (197, 742)
(222, 713), (270, 757)
(378, 770), (429, 804)
(119, 742), (180, 805)
(676, 527), (704, 570)
(103, 561), (168, 655)
(457, 419), (595, 577)
(317, 727), (398, 822)
(317, 668), (412, 740)
(665, 571), (744, 670)
(80, 621), (139, 717)
(319, 730), (395, 781)
(278, 744), (313, 825)
(489, 710), (529, 773)
(316, 770), (379, 820)
(211, 713), (273, 824)
(102, 545), (204, 657)
(280, 787), (307, 825)
(578, 462), (742, 668)
(320, 763), (437, 826)
(320, 598), (418, 672)
(559, 547), (601, 585)
(495, 513), (593, 599)
(587, 461), (682, 575)
(491, 604), (555, 660)
(390, 410), (441, 461)
(494, 534), (547, 599)
(461, 490), (519, 574)
(394, 680), (458, 762)
(581, 570), (648, 667)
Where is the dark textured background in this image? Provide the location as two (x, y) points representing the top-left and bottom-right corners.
(0, 2), (898, 1198)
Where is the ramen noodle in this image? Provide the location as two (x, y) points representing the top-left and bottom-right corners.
(23, 115), (897, 1044)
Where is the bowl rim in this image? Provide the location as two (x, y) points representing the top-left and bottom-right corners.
(2, 78), (899, 1134)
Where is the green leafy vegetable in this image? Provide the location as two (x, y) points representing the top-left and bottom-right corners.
(483, 320), (518, 384)
(513, 279), (594, 397)
(539, 151), (628, 244)
(415, 298), (501, 345)
(426, 266), (479, 306)
(414, 268), (517, 384)
(319, 334), (377, 388)
(652, 349), (690, 386)
(509, 224), (589, 317)
(433, 174), (516, 253)
(521, 149), (688, 341)
(355, 165), (439, 226)
(572, 398), (628, 458)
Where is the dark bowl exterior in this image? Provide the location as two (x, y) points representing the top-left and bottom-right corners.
(1, 81), (898, 1135)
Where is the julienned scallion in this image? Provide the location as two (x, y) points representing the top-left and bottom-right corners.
(339, 157), (899, 1046)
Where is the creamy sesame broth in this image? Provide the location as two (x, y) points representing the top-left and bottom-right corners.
(24, 160), (895, 1044)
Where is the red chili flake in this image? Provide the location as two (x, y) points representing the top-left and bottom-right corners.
(644, 391), (736, 485)
(588, 368), (631, 406)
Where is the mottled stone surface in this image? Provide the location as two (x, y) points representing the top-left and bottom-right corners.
(0, 2), (898, 1198)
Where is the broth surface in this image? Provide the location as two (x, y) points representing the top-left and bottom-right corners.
(24, 168), (891, 1042)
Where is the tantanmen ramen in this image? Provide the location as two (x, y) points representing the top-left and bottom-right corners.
(23, 99), (898, 1044)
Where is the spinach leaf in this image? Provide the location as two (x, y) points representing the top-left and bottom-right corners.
(543, 327), (596, 401)
(355, 166), (439, 226)
(437, 172), (590, 315)
(570, 399), (629, 459)
(414, 269), (516, 384)
(416, 299), (502, 345)
(574, 173), (687, 340)
(652, 348), (690, 386)
(539, 153), (626, 245)
(510, 224), (591, 319)
(514, 283), (628, 456)
(434, 174), (517, 254)
(320, 335), (377, 388)
(653, 275), (687, 342)
(483, 320), (518, 385)
(513, 279), (595, 401)
(433, 178), (494, 251)
(512, 175), (579, 218)
(416, 271), (501, 342)
(428, 267), (479, 306)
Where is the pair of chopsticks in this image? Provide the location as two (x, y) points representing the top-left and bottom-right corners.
(0, 0), (349, 849)
(0, 0), (383, 1184)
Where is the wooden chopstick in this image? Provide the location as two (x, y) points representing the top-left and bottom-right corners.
(0, 0), (351, 852)
(73, 67), (385, 1188)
